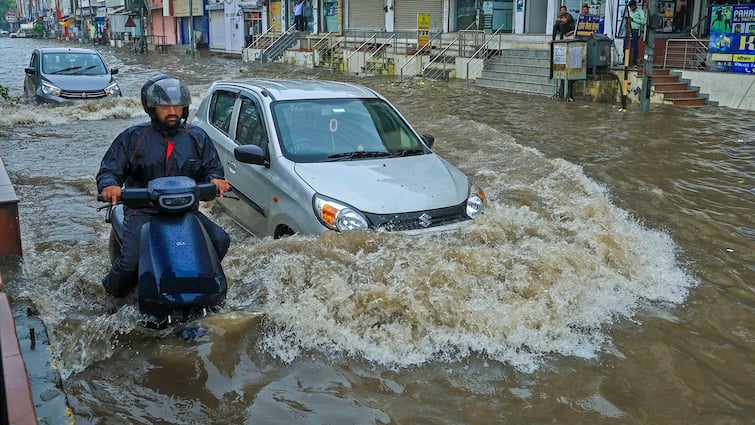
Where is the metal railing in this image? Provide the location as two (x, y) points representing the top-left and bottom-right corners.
(398, 22), (480, 81)
(463, 26), (508, 82)
(363, 33), (396, 75)
(663, 37), (709, 70)
(398, 33), (439, 80)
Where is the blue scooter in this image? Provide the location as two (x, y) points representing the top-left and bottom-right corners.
(99, 176), (228, 328)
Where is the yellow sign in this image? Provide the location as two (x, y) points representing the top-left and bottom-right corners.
(417, 13), (430, 48)
(732, 54), (755, 62)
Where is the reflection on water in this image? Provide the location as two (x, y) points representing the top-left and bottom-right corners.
(0, 37), (752, 424)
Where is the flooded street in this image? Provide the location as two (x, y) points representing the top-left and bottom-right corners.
(0, 37), (753, 424)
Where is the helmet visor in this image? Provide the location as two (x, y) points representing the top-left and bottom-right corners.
(145, 78), (191, 108)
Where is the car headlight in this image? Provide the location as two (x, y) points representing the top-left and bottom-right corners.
(40, 81), (61, 97)
(466, 184), (487, 219)
(313, 194), (369, 232)
(105, 82), (121, 97)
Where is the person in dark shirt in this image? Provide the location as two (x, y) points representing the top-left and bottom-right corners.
(553, 6), (576, 40)
(96, 74), (231, 298)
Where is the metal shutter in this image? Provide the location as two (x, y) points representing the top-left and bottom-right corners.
(347, 0), (385, 31)
(394, 0), (443, 32)
(209, 10), (224, 49)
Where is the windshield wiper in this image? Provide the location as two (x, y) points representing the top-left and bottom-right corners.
(326, 151), (392, 161)
(74, 65), (98, 74)
(391, 148), (425, 157)
(52, 66), (82, 74)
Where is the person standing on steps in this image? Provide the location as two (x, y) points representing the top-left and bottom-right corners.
(625, 0), (647, 67)
(294, 0), (306, 31)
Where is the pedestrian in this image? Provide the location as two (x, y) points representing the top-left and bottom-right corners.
(625, 0), (646, 67)
(246, 21), (255, 46)
(552, 6), (575, 40)
(96, 75), (231, 298)
(294, 0), (305, 31)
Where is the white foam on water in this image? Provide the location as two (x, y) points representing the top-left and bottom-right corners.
(226, 117), (696, 372)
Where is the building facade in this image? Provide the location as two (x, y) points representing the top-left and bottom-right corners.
(11, 0), (717, 55)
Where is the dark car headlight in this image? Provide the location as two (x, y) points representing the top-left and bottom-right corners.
(105, 82), (121, 97)
(40, 81), (61, 97)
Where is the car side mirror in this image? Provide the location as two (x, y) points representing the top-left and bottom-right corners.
(234, 144), (268, 167)
(421, 134), (434, 148)
(24, 67), (36, 76)
(110, 68), (119, 75)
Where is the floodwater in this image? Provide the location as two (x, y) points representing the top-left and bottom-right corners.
(0, 37), (752, 425)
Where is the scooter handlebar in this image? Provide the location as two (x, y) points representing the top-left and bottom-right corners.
(198, 183), (219, 202)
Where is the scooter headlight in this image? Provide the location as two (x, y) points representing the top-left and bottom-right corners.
(313, 194), (369, 232)
(158, 193), (196, 212)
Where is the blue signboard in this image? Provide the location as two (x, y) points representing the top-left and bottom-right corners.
(708, 4), (755, 73)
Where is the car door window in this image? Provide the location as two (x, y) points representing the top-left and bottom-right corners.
(29, 52), (39, 70)
(208, 90), (237, 135)
(235, 96), (268, 153)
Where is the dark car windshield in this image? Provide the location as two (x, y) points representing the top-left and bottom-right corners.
(42, 52), (108, 75)
(272, 98), (426, 163)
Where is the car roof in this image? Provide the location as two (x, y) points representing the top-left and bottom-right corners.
(36, 47), (101, 55)
(210, 79), (381, 101)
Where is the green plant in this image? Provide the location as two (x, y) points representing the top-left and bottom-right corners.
(32, 22), (45, 38)
(0, 84), (20, 104)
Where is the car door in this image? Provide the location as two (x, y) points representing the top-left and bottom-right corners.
(224, 91), (272, 236)
(23, 50), (40, 98)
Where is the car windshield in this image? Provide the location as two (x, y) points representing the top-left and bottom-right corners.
(42, 52), (108, 75)
(272, 98), (427, 163)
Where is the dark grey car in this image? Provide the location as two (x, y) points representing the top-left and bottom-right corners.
(23, 47), (121, 103)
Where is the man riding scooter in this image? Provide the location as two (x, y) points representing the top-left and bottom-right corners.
(96, 74), (231, 298)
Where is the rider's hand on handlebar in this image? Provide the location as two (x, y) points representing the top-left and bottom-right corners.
(101, 185), (122, 205)
(211, 179), (230, 198)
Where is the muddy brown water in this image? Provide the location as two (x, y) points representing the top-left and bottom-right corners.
(0, 37), (752, 424)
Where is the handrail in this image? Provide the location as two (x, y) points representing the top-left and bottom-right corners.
(262, 25), (297, 56)
(246, 26), (281, 49)
(398, 32), (443, 80)
(464, 25), (508, 81)
(411, 21), (480, 80)
(365, 33), (395, 64)
(346, 34), (377, 61)
(663, 37), (709, 69)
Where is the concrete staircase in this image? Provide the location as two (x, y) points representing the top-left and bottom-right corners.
(253, 30), (300, 63)
(474, 48), (554, 96)
(649, 69), (714, 106)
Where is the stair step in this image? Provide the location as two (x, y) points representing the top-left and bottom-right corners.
(660, 90), (702, 100)
(671, 97), (707, 106)
(654, 82), (690, 91)
(651, 75), (682, 83)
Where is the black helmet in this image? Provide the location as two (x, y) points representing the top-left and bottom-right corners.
(140, 73), (171, 114)
(141, 75), (192, 123)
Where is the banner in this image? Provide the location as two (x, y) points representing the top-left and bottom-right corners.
(708, 4), (755, 73)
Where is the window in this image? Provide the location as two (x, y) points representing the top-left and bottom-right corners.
(235, 96), (268, 152)
(29, 52), (39, 70)
(208, 90), (237, 135)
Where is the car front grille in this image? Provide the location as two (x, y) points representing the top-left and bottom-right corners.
(364, 202), (469, 232)
(59, 90), (108, 99)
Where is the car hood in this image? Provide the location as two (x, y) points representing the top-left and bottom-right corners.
(294, 154), (469, 213)
(43, 74), (114, 91)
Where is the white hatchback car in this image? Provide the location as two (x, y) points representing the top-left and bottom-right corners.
(193, 79), (486, 238)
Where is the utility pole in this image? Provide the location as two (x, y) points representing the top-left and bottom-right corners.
(189, 0), (195, 57)
(640, 0), (656, 112)
(620, 5), (630, 111)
